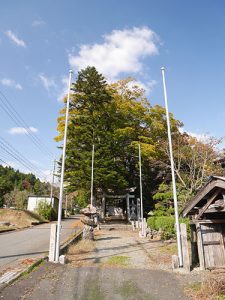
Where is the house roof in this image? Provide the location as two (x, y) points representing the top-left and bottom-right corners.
(182, 176), (225, 217)
(28, 195), (59, 200)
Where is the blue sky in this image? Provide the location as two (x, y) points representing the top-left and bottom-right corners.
(0, 0), (225, 180)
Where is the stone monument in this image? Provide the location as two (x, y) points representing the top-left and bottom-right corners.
(80, 205), (98, 240)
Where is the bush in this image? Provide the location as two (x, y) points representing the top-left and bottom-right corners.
(37, 201), (57, 221)
(147, 215), (190, 240)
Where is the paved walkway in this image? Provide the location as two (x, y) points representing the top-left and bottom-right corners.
(0, 229), (191, 299)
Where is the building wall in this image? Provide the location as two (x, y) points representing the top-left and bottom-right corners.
(27, 196), (59, 213)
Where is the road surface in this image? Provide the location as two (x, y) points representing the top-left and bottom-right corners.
(0, 229), (192, 300)
(0, 216), (80, 270)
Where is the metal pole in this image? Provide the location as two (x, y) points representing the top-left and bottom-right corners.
(161, 67), (183, 267)
(55, 69), (73, 262)
(138, 144), (144, 236)
(50, 159), (56, 206)
(90, 144), (94, 207)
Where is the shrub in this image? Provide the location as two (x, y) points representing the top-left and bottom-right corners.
(147, 215), (190, 240)
(37, 201), (57, 221)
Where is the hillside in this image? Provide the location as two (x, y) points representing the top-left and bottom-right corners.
(0, 164), (51, 208)
(0, 209), (45, 229)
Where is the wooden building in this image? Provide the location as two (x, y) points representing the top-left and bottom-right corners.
(183, 176), (225, 270)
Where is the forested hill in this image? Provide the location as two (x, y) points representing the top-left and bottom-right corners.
(0, 164), (50, 208)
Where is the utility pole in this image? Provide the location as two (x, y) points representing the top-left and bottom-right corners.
(50, 159), (56, 206)
(138, 144), (144, 236)
(90, 144), (94, 207)
(55, 69), (73, 263)
(161, 67), (183, 267)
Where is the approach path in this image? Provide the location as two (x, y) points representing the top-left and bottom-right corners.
(0, 228), (193, 299)
(0, 216), (80, 271)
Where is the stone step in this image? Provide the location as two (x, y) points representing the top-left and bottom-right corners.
(99, 223), (132, 231)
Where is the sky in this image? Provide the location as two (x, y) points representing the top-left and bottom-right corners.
(0, 0), (225, 180)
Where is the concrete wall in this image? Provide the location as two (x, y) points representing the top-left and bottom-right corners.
(27, 196), (59, 213)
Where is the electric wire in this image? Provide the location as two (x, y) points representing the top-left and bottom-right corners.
(0, 158), (11, 168)
(0, 137), (46, 178)
(0, 90), (54, 159)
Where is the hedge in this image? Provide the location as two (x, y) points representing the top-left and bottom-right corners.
(147, 215), (190, 240)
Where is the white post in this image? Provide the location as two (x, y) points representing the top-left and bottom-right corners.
(55, 69), (73, 262)
(138, 144), (144, 236)
(90, 144), (94, 207)
(50, 159), (56, 206)
(65, 194), (68, 217)
(161, 67), (183, 267)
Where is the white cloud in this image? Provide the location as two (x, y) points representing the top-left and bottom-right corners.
(39, 74), (56, 91)
(15, 83), (22, 90)
(5, 30), (26, 48)
(57, 76), (69, 102)
(69, 26), (159, 81)
(127, 79), (157, 95)
(8, 126), (38, 135)
(40, 169), (52, 182)
(179, 128), (211, 143)
(32, 20), (45, 27)
(1, 78), (23, 90)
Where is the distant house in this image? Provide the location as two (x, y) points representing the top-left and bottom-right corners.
(27, 196), (59, 214)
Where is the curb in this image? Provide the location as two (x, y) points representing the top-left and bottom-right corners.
(0, 229), (83, 291)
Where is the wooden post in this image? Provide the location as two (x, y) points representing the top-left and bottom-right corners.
(126, 194), (130, 220)
(180, 223), (190, 271)
(102, 194), (106, 219)
(196, 222), (205, 270)
(190, 224), (199, 267)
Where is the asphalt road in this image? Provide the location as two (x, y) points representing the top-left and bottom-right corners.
(0, 216), (79, 270)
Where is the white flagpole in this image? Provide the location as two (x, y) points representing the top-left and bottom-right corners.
(90, 144), (95, 207)
(161, 67), (183, 267)
(50, 159), (56, 206)
(55, 69), (73, 263)
(138, 143), (144, 236)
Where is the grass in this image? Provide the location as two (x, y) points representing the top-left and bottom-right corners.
(67, 239), (96, 255)
(159, 243), (177, 255)
(117, 280), (152, 300)
(0, 225), (15, 233)
(0, 209), (45, 229)
(105, 255), (130, 267)
(21, 259), (44, 278)
(186, 274), (225, 300)
(81, 279), (105, 300)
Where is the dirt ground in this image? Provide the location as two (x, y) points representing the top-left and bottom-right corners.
(0, 229), (205, 300)
(0, 209), (45, 230)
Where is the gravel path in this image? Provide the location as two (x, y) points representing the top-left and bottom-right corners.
(0, 229), (191, 299)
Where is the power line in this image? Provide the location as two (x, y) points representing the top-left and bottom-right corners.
(0, 158), (11, 168)
(0, 136), (46, 178)
(0, 90), (54, 159)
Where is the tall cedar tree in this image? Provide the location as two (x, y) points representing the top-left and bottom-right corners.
(65, 67), (128, 195)
(55, 68), (181, 208)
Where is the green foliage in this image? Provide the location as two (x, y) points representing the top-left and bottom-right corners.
(14, 190), (29, 209)
(56, 67), (180, 203)
(37, 201), (56, 221)
(147, 216), (190, 240)
(75, 189), (89, 208)
(0, 164), (50, 208)
(55, 66), (223, 216)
